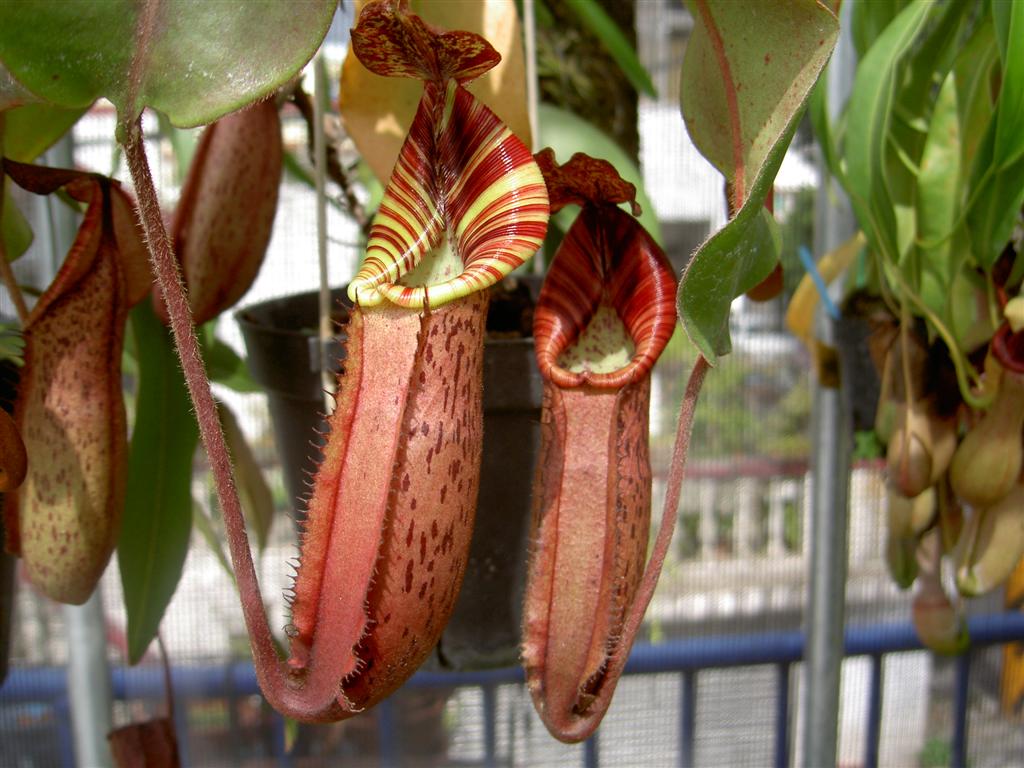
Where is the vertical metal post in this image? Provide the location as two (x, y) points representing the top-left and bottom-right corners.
(951, 653), (972, 768)
(774, 662), (791, 768)
(377, 698), (398, 768)
(800, 322), (851, 768)
(864, 654), (884, 768)
(483, 683), (498, 768)
(800, 8), (856, 766)
(64, 594), (114, 767)
(583, 733), (599, 768)
(270, 712), (289, 766)
(54, 698), (77, 768)
(679, 669), (697, 768)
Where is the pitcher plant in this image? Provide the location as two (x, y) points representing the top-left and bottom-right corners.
(523, 150), (687, 742)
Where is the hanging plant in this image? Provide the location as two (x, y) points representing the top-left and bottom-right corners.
(266, 1), (548, 717)
(522, 150), (677, 742)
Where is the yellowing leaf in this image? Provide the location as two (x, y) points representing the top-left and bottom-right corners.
(340, 0), (531, 182)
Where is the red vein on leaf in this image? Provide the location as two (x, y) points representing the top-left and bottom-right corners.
(693, 0), (745, 208)
(123, 0), (162, 131)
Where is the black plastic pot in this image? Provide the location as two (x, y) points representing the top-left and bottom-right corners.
(237, 281), (542, 670)
(833, 311), (882, 433)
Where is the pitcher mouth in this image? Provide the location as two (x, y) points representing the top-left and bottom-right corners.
(531, 151), (676, 389)
(346, 5), (548, 311)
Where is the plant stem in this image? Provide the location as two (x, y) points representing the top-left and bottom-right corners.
(121, 118), (284, 689)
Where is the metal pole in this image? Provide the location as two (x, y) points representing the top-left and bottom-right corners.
(64, 594), (114, 767)
(800, 9), (856, 764)
(801, 350), (851, 767)
(313, 53), (334, 410)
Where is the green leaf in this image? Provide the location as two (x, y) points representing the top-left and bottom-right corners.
(0, 0), (335, 129)
(962, 4), (1024, 269)
(119, 300), (199, 664)
(991, 0), (1024, 171)
(0, 63), (38, 111)
(218, 402), (274, 553)
(966, 128), (1024, 270)
(677, 0), (837, 361)
(2, 182), (32, 262)
(679, 206), (781, 359)
(562, 0), (656, 98)
(537, 102), (661, 243)
(0, 322), (24, 368)
(3, 103), (89, 163)
(887, 1), (969, 269)
(843, 0), (932, 264)
(952, 18), (998, 172)
(680, 0), (838, 209)
(915, 71), (960, 315)
(200, 326), (261, 394)
(155, 112), (201, 182)
(531, 0), (556, 28)
(850, 0), (911, 61)
(808, 78), (843, 185)
(192, 500), (234, 583)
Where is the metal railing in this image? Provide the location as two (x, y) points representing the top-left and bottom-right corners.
(4, 612), (1024, 767)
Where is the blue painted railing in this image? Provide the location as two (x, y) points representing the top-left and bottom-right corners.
(4, 612), (1024, 767)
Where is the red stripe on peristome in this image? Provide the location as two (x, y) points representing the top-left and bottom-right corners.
(534, 205), (676, 389)
(350, 30), (548, 308)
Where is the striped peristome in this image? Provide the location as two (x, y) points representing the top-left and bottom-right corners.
(348, 77), (548, 309)
(532, 151), (676, 389)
